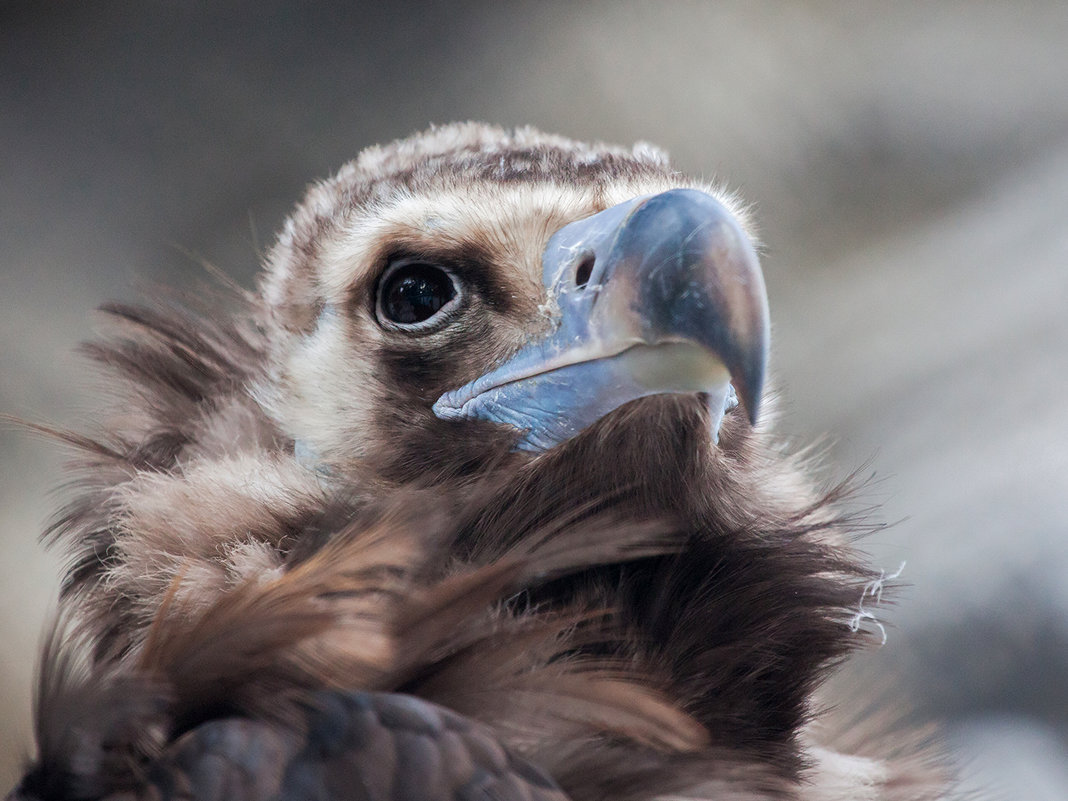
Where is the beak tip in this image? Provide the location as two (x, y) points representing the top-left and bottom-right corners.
(746, 400), (761, 428)
(739, 382), (763, 428)
(734, 343), (768, 429)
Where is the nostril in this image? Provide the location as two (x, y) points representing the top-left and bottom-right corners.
(575, 253), (595, 289)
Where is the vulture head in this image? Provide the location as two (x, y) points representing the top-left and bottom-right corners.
(7, 124), (949, 801)
(261, 126), (765, 479)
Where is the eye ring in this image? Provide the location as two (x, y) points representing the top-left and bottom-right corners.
(374, 258), (462, 332)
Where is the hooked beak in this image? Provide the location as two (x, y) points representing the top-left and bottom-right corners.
(433, 189), (770, 452)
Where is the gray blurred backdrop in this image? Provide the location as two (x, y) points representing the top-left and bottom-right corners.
(2, 2), (1067, 798)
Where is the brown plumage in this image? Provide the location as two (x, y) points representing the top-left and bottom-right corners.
(7, 123), (950, 801)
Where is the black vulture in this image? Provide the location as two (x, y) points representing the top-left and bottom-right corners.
(6, 124), (949, 801)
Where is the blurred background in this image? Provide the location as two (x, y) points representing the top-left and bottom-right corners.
(2, 2), (1066, 797)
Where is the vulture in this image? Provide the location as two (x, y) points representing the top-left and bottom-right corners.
(7, 123), (950, 801)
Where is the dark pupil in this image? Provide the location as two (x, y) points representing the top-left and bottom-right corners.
(383, 264), (455, 325)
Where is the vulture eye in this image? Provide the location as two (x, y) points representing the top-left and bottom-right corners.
(376, 260), (460, 329)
